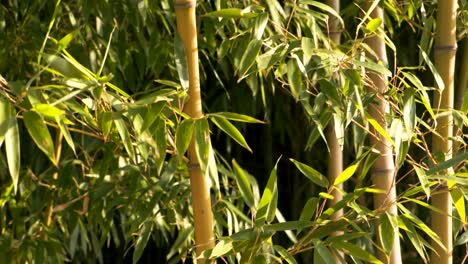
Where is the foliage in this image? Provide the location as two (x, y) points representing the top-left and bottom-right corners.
(0, 0), (467, 263)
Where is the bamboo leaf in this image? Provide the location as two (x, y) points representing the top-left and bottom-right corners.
(203, 7), (260, 19)
(23, 111), (56, 166)
(56, 116), (75, 154)
(132, 220), (152, 264)
(451, 188), (466, 228)
(210, 239), (233, 259)
(114, 114), (136, 163)
(232, 160), (255, 208)
(378, 213), (395, 255)
(299, 0), (344, 26)
(420, 48), (444, 91)
(403, 89), (416, 137)
(299, 197), (319, 222)
(290, 159), (329, 188)
(332, 241), (382, 263)
(5, 104), (20, 193)
(264, 221), (313, 232)
(366, 18), (382, 33)
(368, 117), (395, 147)
(175, 119), (194, 157)
(455, 231), (468, 246)
(427, 151), (468, 175)
(209, 116), (252, 152)
(352, 59), (392, 77)
(314, 241), (335, 264)
(414, 167), (431, 198)
(334, 164), (358, 186)
(0, 99), (11, 146)
(209, 112), (264, 123)
(32, 104), (65, 118)
(238, 39), (262, 79)
(255, 158), (280, 227)
(287, 59), (303, 100)
(274, 245), (297, 264)
(194, 118), (210, 172)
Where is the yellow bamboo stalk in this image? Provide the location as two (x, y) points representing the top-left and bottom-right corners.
(430, 1), (457, 263)
(325, 0), (344, 261)
(363, 3), (402, 263)
(174, 0), (215, 262)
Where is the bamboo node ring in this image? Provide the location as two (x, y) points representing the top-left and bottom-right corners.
(434, 45), (458, 52)
(174, 1), (195, 9)
(187, 162), (201, 170)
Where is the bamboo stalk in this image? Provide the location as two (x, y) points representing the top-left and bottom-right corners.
(363, 3), (402, 263)
(325, 0), (344, 262)
(174, 0), (215, 262)
(430, 1), (457, 263)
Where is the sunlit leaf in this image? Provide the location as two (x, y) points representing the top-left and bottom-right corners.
(210, 116), (252, 152)
(238, 39), (262, 79)
(132, 220), (152, 264)
(287, 59), (303, 100)
(5, 103), (20, 193)
(332, 240), (382, 263)
(255, 158), (280, 227)
(334, 164), (358, 186)
(210, 239), (233, 259)
(175, 118), (194, 157)
(209, 112), (264, 123)
(290, 159), (329, 188)
(366, 18), (382, 33)
(114, 114), (136, 163)
(232, 160), (255, 208)
(368, 117), (395, 147)
(194, 118), (210, 172)
(23, 111), (56, 165)
(274, 245), (297, 264)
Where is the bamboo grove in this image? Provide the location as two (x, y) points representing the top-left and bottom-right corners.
(0, 0), (467, 263)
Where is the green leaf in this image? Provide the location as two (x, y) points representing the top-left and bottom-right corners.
(379, 212), (395, 255)
(427, 151), (468, 175)
(238, 39), (262, 79)
(32, 104), (65, 118)
(140, 102), (166, 133)
(56, 116), (75, 154)
(232, 160), (255, 208)
(368, 117), (395, 147)
(264, 221), (314, 232)
(23, 111), (56, 166)
(414, 167), (431, 198)
(420, 48), (444, 91)
(210, 239), (233, 258)
(113, 114), (136, 163)
(209, 112), (264, 123)
(99, 111), (113, 138)
(314, 241), (335, 264)
(332, 241), (382, 263)
(274, 245), (297, 264)
(402, 89), (416, 137)
(257, 44), (288, 71)
(455, 231), (468, 246)
(5, 104), (20, 193)
(299, 197), (319, 223)
(366, 18), (382, 33)
(0, 99), (11, 147)
(352, 59), (392, 77)
(299, 0), (344, 26)
(133, 220), (152, 264)
(175, 119), (194, 157)
(194, 118), (210, 172)
(334, 164), (358, 186)
(290, 159), (329, 188)
(255, 158), (280, 226)
(205, 5), (264, 19)
(451, 188), (465, 230)
(166, 227), (193, 260)
(287, 59), (303, 100)
(210, 116), (252, 152)
(398, 215), (429, 262)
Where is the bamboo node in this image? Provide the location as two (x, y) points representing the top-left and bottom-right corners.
(174, 0), (195, 9)
(434, 44), (458, 52)
(187, 162), (201, 170)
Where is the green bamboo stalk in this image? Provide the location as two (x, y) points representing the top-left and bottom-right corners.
(325, 0), (344, 261)
(363, 2), (402, 263)
(430, 1), (457, 263)
(174, 0), (215, 262)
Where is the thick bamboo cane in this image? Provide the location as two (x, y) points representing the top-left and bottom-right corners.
(430, 1), (457, 263)
(325, 0), (344, 262)
(363, 3), (402, 264)
(174, 0), (215, 262)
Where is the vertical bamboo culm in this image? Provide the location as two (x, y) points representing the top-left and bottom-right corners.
(174, 0), (215, 262)
(325, 0), (344, 262)
(363, 2), (402, 263)
(430, 1), (457, 263)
